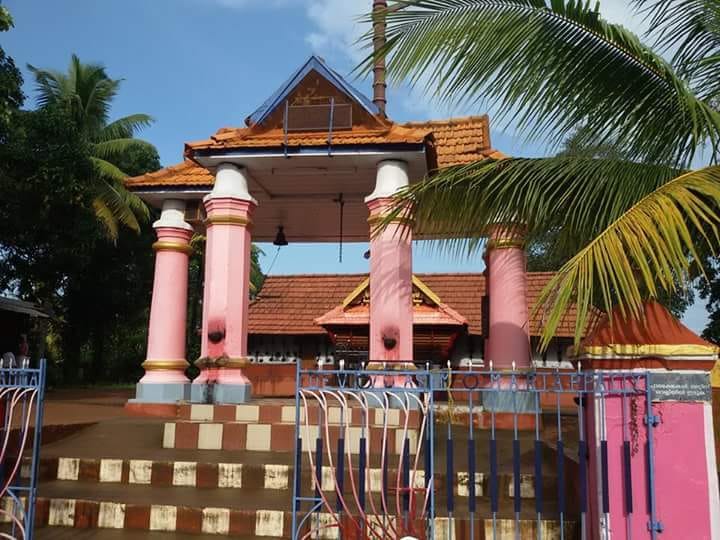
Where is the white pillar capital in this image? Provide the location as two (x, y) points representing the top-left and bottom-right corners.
(365, 159), (409, 202)
(206, 163), (257, 204)
(153, 199), (194, 231)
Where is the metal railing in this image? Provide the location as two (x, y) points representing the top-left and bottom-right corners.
(291, 362), (655, 540)
(0, 358), (46, 540)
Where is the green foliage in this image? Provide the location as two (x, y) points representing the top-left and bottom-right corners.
(699, 257), (720, 344)
(0, 100), (162, 383)
(0, 5), (13, 32)
(364, 0), (720, 167)
(367, 0), (720, 346)
(0, 44), (163, 383)
(0, 105), (94, 300)
(0, 6), (22, 138)
(28, 55), (153, 239)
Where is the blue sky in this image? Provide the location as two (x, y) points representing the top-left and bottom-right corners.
(2, 0), (709, 333)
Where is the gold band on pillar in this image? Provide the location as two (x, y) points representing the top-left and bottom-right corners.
(367, 215), (415, 228)
(195, 356), (251, 369)
(152, 241), (193, 255)
(205, 215), (252, 227)
(486, 238), (525, 250)
(142, 359), (190, 371)
(366, 361), (417, 371)
(215, 356), (250, 368)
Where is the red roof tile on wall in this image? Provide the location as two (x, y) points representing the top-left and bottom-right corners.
(248, 272), (588, 337)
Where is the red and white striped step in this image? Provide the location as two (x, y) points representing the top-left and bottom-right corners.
(5, 496), (573, 539)
(33, 456), (546, 499)
(162, 421), (421, 454)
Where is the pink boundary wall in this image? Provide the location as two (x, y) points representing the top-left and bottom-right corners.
(586, 373), (720, 540)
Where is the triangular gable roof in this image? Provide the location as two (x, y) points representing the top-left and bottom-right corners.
(314, 275), (467, 327)
(245, 55), (381, 127)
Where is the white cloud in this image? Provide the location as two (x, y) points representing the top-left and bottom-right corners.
(303, 0), (369, 63)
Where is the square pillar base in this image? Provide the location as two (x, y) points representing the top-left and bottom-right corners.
(213, 383), (252, 404)
(190, 383), (211, 404)
(131, 382), (190, 403)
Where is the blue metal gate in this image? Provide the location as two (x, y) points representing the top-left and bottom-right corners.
(291, 362), (658, 540)
(0, 358), (46, 540)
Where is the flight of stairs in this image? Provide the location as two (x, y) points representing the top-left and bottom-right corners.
(13, 401), (579, 539)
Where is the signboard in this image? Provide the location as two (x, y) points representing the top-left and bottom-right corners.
(650, 373), (711, 403)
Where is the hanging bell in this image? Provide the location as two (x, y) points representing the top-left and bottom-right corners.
(273, 226), (288, 246)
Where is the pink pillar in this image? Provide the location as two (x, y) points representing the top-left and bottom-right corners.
(193, 163), (256, 404)
(585, 373), (719, 539)
(366, 160), (413, 373)
(485, 225), (531, 369)
(134, 200), (193, 403)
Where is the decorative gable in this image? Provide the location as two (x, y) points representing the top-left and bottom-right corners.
(244, 56), (386, 132)
(315, 276), (467, 327)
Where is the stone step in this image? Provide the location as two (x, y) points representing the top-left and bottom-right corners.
(178, 402), (422, 428)
(162, 421), (421, 454)
(7, 527), (263, 540)
(177, 402), (540, 431)
(7, 483), (575, 538)
(30, 456), (557, 501)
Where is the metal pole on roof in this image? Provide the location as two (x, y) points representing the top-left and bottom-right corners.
(372, 0), (388, 116)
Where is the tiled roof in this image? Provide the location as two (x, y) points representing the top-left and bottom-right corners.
(248, 272), (588, 337)
(249, 274), (364, 335)
(125, 116), (501, 188)
(184, 123), (432, 153)
(405, 115), (506, 167)
(125, 161), (213, 188)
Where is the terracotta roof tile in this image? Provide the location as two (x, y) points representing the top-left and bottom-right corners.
(185, 124), (431, 153)
(126, 116), (502, 188)
(125, 160), (213, 188)
(248, 272), (589, 337)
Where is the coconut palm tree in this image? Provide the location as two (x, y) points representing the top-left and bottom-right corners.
(366, 0), (720, 347)
(28, 54), (153, 239)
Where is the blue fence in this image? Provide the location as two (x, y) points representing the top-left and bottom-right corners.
(0, 358), (46, 540)
(291, 363), (656, 540)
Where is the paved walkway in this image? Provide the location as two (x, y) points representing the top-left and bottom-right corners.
(40, 388), (134, 426)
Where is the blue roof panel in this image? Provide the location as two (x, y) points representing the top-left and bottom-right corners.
(246, 56), (380, 126)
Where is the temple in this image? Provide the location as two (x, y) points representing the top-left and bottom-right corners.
(125, 55), (559, 404)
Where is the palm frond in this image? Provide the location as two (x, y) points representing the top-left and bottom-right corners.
(92, 181), (144, 237)
(90, 156), (127, 182)
(91, 197), (120, 241)
(26, 64), (68, 108)
(91, 156), (150, 224)
(384, 156), (681, 258)
(93, 138), (156, 161)
(535, 165), (720, 348)
(361, 0), (720, 166)
(97, 114), (154, 142)
(634, 0), (720, 99)
(30, 54), (120, 135)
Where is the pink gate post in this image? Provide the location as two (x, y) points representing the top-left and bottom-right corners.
(576, 301), (720, 540)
